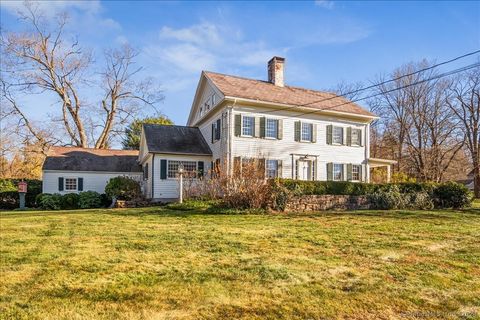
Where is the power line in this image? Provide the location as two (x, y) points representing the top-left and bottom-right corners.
(240, 61), (480, 121)
(243, 49), (480, 116)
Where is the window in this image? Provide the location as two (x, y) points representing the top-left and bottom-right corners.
(65, 178), (77, 191)
(333, 164), (343, 181)
(266, 160), (278, 178)
(333, 126), (344, 144)
(212, 118), (221, 142)
(212, 94), (217, 106)
(351, 129), (361, 146)
(352, 164), (361, 181)
(242, 116), (254, 136)
(265, 118), (278, 139)
(143, 163), (149, 180)
(301, 122), (313, 141)
(167, 160), (197, 178)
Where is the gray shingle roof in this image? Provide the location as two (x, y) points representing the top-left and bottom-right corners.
(143, 124), (212, 155)
(42, 147), (142, 172)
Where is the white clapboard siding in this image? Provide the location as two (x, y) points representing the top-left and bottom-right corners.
(198, 107), (229, 162)
(151, 154), (212, 200)
(42, 171), (143, 195)
(230, 105), (369, 181)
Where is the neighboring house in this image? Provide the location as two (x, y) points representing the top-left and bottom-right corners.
(42, 147), (143, 195)
(458, 169), (475, 191)
(42, 57), (395, 201)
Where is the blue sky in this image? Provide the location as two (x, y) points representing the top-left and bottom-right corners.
(1, 0), (479, 128)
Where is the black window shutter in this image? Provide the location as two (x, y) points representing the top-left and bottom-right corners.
(78, 178), (84, 191)
(58, 177), (64, 191)
(198, 161), (204, 178)
(216, 119), (221, 140)
(160, 159), (167, 180)
(211, 123), (215, 143)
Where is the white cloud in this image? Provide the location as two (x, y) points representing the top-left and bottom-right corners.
(315, 0), (335, 9)
(143, 21), (287, 92)
(1, 0), (121, 33)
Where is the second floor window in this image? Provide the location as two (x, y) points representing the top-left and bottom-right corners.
(301, 123), (313, 141)
(265, 119), (278, 139)
(351, 129), (361, 146)
(242, 116), (255, 136)
(333, 127), (344, 144)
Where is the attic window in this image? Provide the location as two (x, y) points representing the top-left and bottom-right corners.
(212, 94), (217, 106)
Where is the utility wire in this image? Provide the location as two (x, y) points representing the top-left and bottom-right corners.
(234, 62), (480, 121)
(243, 49), (480, 115)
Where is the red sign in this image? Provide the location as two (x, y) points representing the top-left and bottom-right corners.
(18, 181), (27, 193)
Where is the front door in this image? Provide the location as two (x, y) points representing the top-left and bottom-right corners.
(298, 160), (312, 181)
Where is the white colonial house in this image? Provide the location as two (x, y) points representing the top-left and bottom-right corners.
(42, 57), (395, 201)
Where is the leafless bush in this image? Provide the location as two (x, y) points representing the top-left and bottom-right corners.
(182, 158), (272, 209)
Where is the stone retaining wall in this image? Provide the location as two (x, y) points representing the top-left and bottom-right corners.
(284, 195), (371, 212)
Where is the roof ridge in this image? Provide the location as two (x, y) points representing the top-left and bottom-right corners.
(204, 70), (339, 96)
(142, 123), (199, 129)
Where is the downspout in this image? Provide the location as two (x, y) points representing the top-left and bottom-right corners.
(227, 99), (237, 175)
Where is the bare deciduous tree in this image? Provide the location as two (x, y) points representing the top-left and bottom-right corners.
(0, 2), (163, 149)
(447, 67), (480, 197)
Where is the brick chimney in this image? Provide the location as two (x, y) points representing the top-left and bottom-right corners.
(268, 56), (285, 87)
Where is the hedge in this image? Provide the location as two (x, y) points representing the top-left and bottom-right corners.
(275, 179), (472, 210)
(0, 179), (42, 209)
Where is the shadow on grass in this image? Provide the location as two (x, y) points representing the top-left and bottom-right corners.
(2, 205), (479, 220)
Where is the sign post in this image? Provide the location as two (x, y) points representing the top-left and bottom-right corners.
(18, 181), (27, 210)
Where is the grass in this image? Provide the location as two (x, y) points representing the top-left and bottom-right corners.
(1, 205), (479, 320)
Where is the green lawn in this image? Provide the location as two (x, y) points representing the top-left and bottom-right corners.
(1, 206), (479, 320)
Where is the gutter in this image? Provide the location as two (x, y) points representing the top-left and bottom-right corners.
(223, 96), (379, 122)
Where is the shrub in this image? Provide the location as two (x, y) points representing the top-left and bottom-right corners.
(409, 192), (434, 210)
(269, 179), (291, 211)
(105, 176), (142, 201)
(39, 194), (62, 210)
(432, 182), (472, 209)
(60, 193), (80, 209)
(0, 179), (16, 192)
(368, 185), (406, 210)
(0, 192), (18, 210)
(35, 193), (51, 207)
(0, 179), (42, 209)
(78, 191), (102, 209)
(100, 193), (111, 208)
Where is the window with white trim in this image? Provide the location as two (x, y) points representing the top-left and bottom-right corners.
(167, 161), (197, 178)
(265, 119), (278, 139)
(352, 164), (361, 181)
(333, 164), (343, 181)
(266, 160), (278, 178)
(242, 116), (254, 136)
(333, 127), (344, 144)
(212, 94), (217, 106)
(65, 178), (77, 191)
(301, 122), (313, 141)
(351, 129), (361, 146)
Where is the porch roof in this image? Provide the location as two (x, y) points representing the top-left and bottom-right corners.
(368, 158), (397, 168)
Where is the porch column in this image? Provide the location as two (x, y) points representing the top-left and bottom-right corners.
(386, 165), (391, 183)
